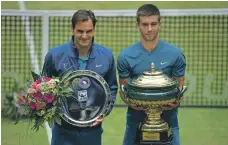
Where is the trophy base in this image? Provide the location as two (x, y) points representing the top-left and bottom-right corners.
(137, 141), (171, 145)
(135, 129), (172, 145)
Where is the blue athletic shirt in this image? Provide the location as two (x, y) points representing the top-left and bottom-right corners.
(117, 39), (186, 79)
(117, 39), (186, 127)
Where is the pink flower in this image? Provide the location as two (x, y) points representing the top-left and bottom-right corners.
(25, 97), (28, 103)
(29, 102), (36, 110)
(43, 93), (55, 104)
(35, 102), (46, 110)
(36, 78), (42, 84)
(35, 84), (43, 92)
(33, 92), (42, 100)
(28, 88), (36, 94)
(45, 77), (51, 82)
(31, 82), (43, 92)
(32, 82), (38, 89)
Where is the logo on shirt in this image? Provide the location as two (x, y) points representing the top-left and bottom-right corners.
(63, 63), (69, 69)
(63, 63), (73, 70)
(160, 61), (168, 65)
(96, 64), (103, 67)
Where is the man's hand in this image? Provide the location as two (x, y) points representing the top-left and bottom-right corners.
(159, 96), (184, 111)
(129, 103), (145, 111)
(119, 90), (144, 111)
(91, 115), (103, 127)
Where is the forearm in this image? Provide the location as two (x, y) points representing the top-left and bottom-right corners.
(107, 72), (118, 102)
(178, 76), (184, 90)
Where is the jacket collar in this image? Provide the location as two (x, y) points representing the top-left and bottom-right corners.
(68, 36), (96, 59)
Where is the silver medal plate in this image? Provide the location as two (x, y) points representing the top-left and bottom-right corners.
(61, 70), (112, 127)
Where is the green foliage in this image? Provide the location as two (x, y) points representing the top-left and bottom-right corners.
(31, 71), (41, 82)
(1, 81), (27, 120)
(1, 96), (20, 120)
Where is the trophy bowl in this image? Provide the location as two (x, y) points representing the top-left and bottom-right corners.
(121, 63), (187, 144)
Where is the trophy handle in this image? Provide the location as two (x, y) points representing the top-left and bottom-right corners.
(120, 85), (128, 99)
(176, 86), (187, 100)
(120, 85), (132, 105)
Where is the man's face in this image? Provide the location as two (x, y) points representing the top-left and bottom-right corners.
(71, 19), (95, 48)
(137, 15), (160, 42)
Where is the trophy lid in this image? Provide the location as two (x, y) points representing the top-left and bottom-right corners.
(129, 63), (177, 88)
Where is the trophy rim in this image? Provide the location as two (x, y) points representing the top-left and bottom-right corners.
(128, 77), (178, 88)
(128, 63), (178, 88)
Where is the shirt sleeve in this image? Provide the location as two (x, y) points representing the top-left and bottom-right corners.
(42, 51), (56, 77)
(117, 53), (130, 79)
(104, 53), (118, 116)
(172, 52), (186, 77)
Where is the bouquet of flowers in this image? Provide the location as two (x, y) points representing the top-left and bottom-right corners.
(17, 71), (72, 131)
(2, 82), (26, 120)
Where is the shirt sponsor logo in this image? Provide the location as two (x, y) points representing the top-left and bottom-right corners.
(96, 64), (103, 67)
(160, 61), (168, 65)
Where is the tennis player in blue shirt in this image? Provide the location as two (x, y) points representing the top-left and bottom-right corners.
(42, 9), (118, 145)
(117, 4), (186, 145)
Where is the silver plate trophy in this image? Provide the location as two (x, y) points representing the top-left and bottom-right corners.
(60, 70), (112, 127)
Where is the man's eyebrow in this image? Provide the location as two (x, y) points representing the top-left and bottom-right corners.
(76, 29), (93, 32)
(141, 22), (158, 24)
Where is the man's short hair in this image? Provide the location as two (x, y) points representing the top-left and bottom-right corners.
(136, 4), (160, 23)
(71, 9), (97, 29)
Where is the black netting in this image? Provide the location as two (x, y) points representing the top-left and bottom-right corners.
(1, 14), (228, 107)
(1, 16), (42, 94)
(160, 15), (228, 106)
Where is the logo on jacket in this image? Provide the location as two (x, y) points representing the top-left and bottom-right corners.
(64, 63), (69, 69)
(96, 64), (103, 67)
(79, 77), (91, 89)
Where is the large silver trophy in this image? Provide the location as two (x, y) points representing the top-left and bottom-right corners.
(60, 70), (112, 127)
(121, 63), (187, 145)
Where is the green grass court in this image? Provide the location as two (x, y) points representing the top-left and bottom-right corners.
(1, 1), (228, 145)
(2, 108), (228, 145)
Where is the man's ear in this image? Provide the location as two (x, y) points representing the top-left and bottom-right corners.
(136, 22), (139, 30)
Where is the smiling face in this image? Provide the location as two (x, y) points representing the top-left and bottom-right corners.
(137, 15), (160, 42)
(71, 19), (95, 49)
